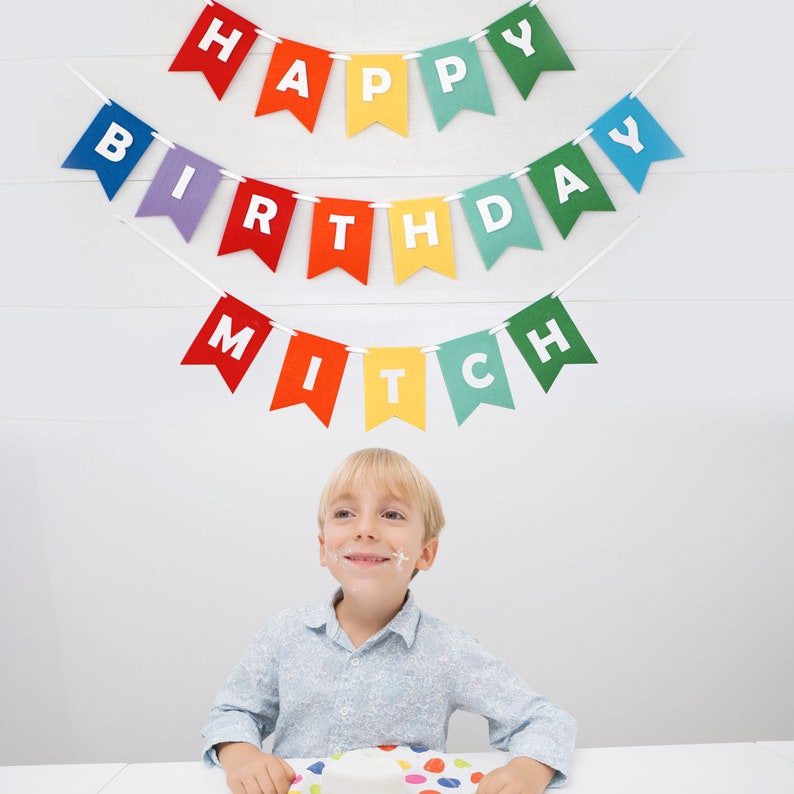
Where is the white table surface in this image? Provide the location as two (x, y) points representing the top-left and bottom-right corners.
(2, 743), (794, 794)
(758, 741), (794, 763)
(0, 762), (125, 794)
(561, 742), (794, 794)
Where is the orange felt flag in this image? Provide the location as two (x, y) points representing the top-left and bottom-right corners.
(307, 196), (375, 284)
(270, 332), (350, 427)
(255, 39), (334, 132)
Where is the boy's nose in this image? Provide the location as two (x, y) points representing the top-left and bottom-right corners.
(353, 516), (378, 540)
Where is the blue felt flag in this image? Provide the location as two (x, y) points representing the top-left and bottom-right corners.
(590, 94), (684, 192)
(62, 102), (155, 200)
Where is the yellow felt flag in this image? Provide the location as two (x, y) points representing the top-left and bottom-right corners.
(346, 54), (408, 137)
(363, 347), (426, 431)
(388, 197), (456, 284)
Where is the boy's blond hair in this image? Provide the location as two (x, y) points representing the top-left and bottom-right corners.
(317, 448), (445, 543)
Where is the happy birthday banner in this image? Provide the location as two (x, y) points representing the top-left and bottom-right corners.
(59, 12), (689, 430)
(61, 80), (683, 285)
(168, 0), (575, 135)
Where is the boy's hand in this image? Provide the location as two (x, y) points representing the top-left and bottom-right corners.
(216, 742), (296, 794)
(475, 756), (555, 794)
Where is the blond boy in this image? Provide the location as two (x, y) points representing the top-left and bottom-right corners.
(203, 448), (575, 794)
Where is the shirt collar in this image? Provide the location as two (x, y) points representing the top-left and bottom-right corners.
(305, 588), (421, 648)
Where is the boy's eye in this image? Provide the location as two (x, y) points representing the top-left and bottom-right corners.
(334, 508), (354, 519)
(383, 510), (404, 520)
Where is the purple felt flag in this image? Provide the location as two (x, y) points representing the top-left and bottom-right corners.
(136, 144), (222, 241)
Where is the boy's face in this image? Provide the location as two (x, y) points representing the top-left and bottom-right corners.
(318, 479), (438, 602)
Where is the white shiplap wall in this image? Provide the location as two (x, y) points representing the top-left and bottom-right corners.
(1, 0), (792, 765)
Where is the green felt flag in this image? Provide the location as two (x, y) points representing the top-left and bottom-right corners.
(486, 5), (574, 99)
(528, 142), (615, 238)
(506, 294), (596, 392)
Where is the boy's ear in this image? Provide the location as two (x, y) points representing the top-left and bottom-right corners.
(415, 537), (439, 572)
(318, 533), (327, 567)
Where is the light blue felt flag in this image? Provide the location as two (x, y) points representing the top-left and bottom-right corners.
(590, 94), (684, 192)
(62, 102), (155, 200)
(437, 329), (514, 425)
(460, 174), (542, 269)
(417, 37), (495, 131)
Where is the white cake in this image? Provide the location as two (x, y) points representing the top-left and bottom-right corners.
(321, 748), (407, 794)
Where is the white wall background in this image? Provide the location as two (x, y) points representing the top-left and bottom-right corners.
(2, 0), (792, 766)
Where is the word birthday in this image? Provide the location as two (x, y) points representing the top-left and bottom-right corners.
(63, 91), (682, 284)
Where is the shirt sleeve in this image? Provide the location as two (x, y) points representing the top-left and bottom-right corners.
(201, 619), (282, 767)
(451, 631), (577, 786)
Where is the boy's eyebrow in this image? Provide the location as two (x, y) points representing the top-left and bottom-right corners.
(329, 491), (412, 507)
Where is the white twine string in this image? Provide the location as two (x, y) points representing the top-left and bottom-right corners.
(269, 320), (297, 336)
(256, 29), (283, 44)
(572, 129), (593, 146)
(152, 131), (176, 149)
(62, 61), (111, 106)
(220, 169), (246, 182)
(115, 215), (226, 296)
(631, 28), (698, 98)
(552, 216), (643, 299)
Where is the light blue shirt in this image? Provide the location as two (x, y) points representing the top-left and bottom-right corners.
(202, 590), (576, 784)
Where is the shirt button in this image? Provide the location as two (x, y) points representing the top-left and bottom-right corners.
(351, 658), (360, 667)
(340, 707), (350, 717)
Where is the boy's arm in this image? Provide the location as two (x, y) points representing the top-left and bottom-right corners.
(475, 756), (556, 794)
(216, 742), (295, 794)
(451, 631), (576, 785)
(202, 621), (282, 767)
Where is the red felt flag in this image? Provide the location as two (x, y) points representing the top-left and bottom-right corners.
(307, 196), (375, 284)
(169, 2), (259, 99)
(181, 294), (272, 392)
(255, 38), (335, 132)
(270, 332), (350, 427)
(218, 178), (298, 271)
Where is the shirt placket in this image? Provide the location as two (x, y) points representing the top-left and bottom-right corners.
(327, 649), (363, 756)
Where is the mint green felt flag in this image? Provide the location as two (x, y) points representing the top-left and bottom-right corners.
(417, 37), (495, 131)
(506, 294), (596, 392)
(528, 142), (615, 238)
(437, 329), (514, 425)
(460, 174), (542, 269)
(486, 4), (574, 99)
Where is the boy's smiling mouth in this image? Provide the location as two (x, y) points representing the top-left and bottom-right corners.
(343, 552), (391, 566)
